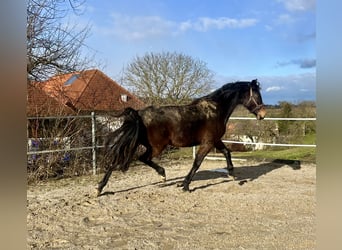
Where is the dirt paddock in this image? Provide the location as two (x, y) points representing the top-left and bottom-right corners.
(27, 158), (316, 249)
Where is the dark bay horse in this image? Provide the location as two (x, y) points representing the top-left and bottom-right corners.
(97, 79), (266, 195)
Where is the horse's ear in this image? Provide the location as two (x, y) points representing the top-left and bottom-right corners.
(251, 79), (260, 87)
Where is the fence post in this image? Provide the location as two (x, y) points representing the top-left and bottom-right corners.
(91, 112), (96, 175)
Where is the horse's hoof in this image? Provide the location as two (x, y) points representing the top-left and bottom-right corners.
(161, 176), (166, 182)
(182, 185), (190, 192)
(96, 189), (102, 197)
(226, 173), (236, 181)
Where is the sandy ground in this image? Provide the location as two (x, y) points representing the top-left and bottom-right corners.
(27, 158), (316, 249)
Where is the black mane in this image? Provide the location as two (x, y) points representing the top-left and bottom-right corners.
(193, 79), (260, 104)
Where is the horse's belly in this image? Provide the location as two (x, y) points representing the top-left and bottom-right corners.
(169, 129), (201, 147)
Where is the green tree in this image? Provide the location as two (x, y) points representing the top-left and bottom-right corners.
(278, 101), (292, 134)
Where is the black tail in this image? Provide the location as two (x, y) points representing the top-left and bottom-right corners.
(105, 107), (144, 172)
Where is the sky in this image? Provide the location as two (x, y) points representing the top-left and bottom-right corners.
(70, 0), (316, 105)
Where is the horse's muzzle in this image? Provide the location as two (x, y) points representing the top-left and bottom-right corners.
(256, 106), (266, 120)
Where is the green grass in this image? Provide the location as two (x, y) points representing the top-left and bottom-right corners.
(163, 146), (315, 163)
(233, 147), (316, 162)
(233, 133), (316, 162)
(163, 133), (316, 163)
(302, 133), (316, 144)
(163, 147), (194, 160)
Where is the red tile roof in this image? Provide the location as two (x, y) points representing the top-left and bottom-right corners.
(27, 83), (76, 116)
(30, 69), (145, 114)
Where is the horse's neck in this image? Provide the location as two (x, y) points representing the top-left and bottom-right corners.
(219, 92), (241, 125)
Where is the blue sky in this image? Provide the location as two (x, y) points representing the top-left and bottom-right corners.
(71, 0), (315, 105)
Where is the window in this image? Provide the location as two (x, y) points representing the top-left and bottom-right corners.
(120, 94), (128, 102)
(64, 74), (80, 86)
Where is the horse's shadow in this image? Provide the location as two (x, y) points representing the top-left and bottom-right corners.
(232, 159), (300, 182)
(182, 159), (301, 192)
(99, 159), (301, 195)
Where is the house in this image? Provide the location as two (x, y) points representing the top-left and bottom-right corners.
(27, 69), (146, 134)
(34, 69), (145, 112)
(27, 83), (76, 139)
(27, 70), (146, 167)
(27, 83), (76, 117)
(225, 123), (266, 151)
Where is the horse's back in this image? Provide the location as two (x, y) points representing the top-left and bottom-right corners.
(138, 102), (224, 150)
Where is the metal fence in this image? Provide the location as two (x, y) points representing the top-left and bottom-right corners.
(225, 117), (316, 147)
(27, 113), (316, 175)
(27, 112), (101, 175)
(195, 117), (316, 160)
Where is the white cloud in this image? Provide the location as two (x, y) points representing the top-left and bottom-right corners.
(179, 21), (193, 32)
(276, 14), (296, 25)
(189, 17), (258, 32)
(264, 25), (273, 31)
(297, 32), (316, 42)
(105, 13), (175, 40)
(277, 0), (315, 12)
(277, 58), (316, 69)
(266, 86), (284, 92)
(99, 13), (258, 40)
(260, 73), (316, 104)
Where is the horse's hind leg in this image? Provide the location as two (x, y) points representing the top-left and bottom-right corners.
(141, 159), (166, 182)
(215, 140), (234, 175)
(97, 165), (114, 196)
(139, 146), (166, 181)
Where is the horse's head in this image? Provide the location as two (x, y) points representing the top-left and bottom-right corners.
(242, 79), (266, 120)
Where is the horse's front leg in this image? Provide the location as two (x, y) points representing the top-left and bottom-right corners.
(180, 144), (212, 192)
(214, 140), (234, 176)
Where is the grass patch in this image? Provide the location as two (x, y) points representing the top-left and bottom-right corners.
(233, 132), (316, 162)
(163, 147), (194, 160)
(233, 147), (316, 162)
(302, 133), (316, 144)
(164, 144), (316, 163)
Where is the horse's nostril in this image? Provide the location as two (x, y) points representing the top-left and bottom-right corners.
(256, 110), (266, 120)
(257, 114), (264, 120)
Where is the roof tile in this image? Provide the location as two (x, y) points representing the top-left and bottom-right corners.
(28, 69), (145, 115)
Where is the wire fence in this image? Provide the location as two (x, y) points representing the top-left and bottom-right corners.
(27, 113), (316, 176)
(227, 117), (316, 147)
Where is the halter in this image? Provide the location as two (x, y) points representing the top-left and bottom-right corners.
(246, 86), (264, 113)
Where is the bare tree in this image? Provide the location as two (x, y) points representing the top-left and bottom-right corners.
(123, 51), (215, 105)
(27, 0), (91, 82)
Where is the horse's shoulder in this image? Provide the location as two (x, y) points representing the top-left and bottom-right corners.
(195, 99), (217, 111)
